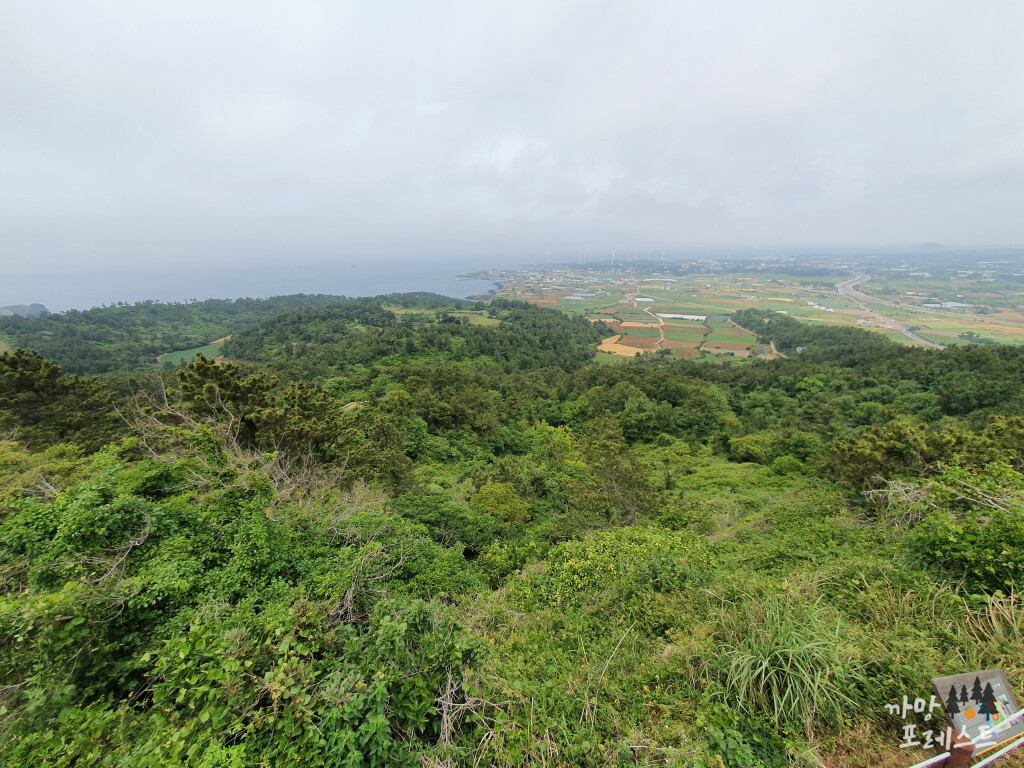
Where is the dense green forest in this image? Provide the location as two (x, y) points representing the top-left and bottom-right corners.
(0, 295), (353, 375)
(1, 295), (1022, 766)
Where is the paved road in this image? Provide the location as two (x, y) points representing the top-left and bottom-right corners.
(837, 274), (945, 349)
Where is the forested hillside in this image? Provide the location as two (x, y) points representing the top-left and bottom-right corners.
(2, 295), (1022, 766)
(224, 296), (606, 376)
(0, 294), (349, 375)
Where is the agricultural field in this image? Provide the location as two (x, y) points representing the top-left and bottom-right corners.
(157, 338), (229, 366)
(484, 258), (1024, 361)
(703, 320), (756, 356)
(386, 306), (502, 327)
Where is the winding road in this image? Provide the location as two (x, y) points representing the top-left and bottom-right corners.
(836, 275), (945, 349)
(641, 305), (666, 348)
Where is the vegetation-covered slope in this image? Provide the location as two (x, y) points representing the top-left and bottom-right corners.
(1, 295), (1022, 766)
(0, 294), (350, 375)
(223, 295), (607, 375)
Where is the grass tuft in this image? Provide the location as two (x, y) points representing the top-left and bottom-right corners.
(693, 591), (868, 736)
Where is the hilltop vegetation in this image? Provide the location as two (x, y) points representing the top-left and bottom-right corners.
(224, 296), (605, 377)
(0, 294), (350, 375)
(1, 293), (1023, 766)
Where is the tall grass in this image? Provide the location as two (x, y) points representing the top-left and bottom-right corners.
(693, 592), (868, 736)
(960, 588), (1024, 685)
(964, 588), (1024, 647)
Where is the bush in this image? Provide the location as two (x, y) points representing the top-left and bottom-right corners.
(908, 508), (1024, 594)
(508, 527), (714, 608)
(769, 455), (802, 475)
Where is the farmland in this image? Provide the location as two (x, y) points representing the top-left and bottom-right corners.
(470, 252), (1024, 361)
(157, 338), (230, 366)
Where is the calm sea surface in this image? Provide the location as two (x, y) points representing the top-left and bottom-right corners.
(5, 258), (507, 313)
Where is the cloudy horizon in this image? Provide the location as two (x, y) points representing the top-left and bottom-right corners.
(3, 1), (1023, 307)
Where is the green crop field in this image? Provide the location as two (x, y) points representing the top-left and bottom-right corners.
(615, 308), (658, 323)
(881, 332), (918, 346)
(489, 259), (1024, 357)
(706, 325), (750, 340)
(593, 349), (633, 364)
(665, 324), (708, 335)
(158, 340), (227, 366)
(917, 332), (969, 346)
(558, 297), (621, 312)
(706, 331), (752, 343)
(463, 313), (501, 326)
(664, 330), (707, 343)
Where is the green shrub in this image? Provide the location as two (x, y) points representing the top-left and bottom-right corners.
(657, 503), (715, 535)
(390, 493), (496, 553)
(470, 482), (531, 525)
(769, 455), (802, 475)
(908, 508), (1024, 593)
(508, 527), (714, 608)
(476, 539), (549, 588)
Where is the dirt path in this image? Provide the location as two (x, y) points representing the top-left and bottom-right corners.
(728, 318), (757, 337)
(728, 318), (786, 359)
(642, 306), (666, 349)
(727, 317), (776, 358)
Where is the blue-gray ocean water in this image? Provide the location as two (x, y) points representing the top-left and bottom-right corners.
(6, 258), (508, 313)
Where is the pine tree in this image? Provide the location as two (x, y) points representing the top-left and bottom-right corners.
(982, 682), (999, 720)
(577, 415), (656, 526)
(972, 676), (984, 703)
(0, 349), (118, 451)
(946, 686), (961, 715)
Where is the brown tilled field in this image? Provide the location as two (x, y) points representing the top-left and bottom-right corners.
(704, 343), (752, 356)
(669, 345), (702, 359)
(598, 335), (644, 356)
(618, 335), (660, 349)
(620, 321), (660, 329)
(660, 340), (701, 358)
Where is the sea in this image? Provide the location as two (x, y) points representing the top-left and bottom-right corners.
(4, 257), (509, 313)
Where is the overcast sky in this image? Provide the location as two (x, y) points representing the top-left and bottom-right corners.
(2, 1), (1023, 288)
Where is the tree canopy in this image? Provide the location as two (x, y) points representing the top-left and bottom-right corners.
(2, 293), (1023, 765)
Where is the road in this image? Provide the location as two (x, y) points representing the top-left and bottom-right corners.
(836, 275), (945, 349)
(641, 305), (666, 348)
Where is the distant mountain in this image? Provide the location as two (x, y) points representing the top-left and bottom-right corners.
(0, 303), (48, 317)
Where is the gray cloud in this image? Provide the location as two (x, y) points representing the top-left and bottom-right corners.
(2, 0), (1022, 282)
